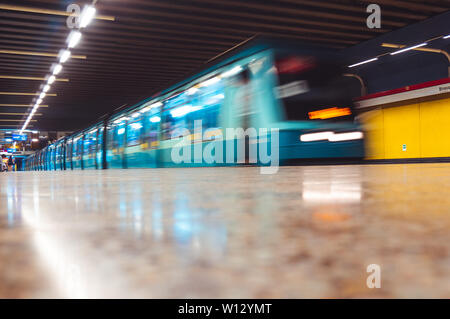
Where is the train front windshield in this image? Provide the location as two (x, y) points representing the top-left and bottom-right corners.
(275, 54), (356, 122)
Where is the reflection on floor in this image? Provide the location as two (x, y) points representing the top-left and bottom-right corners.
(1, 164), (449, 298)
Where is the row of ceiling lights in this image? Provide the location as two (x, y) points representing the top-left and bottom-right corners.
(19, 5), (97, 134)
(348, 34), (450, 68)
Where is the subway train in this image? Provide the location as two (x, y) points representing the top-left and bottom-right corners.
(25, 38), (365, 171)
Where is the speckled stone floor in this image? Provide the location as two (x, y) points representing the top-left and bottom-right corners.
(1, 164), (449, 298)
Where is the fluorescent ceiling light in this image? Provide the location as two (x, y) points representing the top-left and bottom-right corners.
(32, 138), (38, 142)
(52, 64), (63, 75)
(59, 49), (71, 63)
(79, 5), (96, 28)
(131, 112), (141, 118)
(67, 31), (82, 48)
(48, 75), (56, 84)
(390, 43), (427, 55)
(348, 57), (378, 68)
(444, 35), (450, 39)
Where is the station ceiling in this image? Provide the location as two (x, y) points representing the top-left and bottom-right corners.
(0, 0), (449, 131)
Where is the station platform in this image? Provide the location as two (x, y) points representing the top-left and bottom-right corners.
(1, 165), (449, 298)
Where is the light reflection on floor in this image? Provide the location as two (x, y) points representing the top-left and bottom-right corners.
(0, 164), (449, 298)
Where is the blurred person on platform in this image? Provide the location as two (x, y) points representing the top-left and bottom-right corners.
(8, 155), (15, 172)
(1, 155), (7, 172)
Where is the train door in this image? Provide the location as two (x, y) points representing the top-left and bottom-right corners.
(106, 118), (126, 169)
(141, 103), (161, 167)
(124, 111), (147, 168)
(65, 138), (73, 170)
(72, 135), (83, 169)
(83, 130), (97, 169)
(96, 126), (104, 169)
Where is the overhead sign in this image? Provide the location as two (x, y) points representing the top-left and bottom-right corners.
(12, 134), (27, 141)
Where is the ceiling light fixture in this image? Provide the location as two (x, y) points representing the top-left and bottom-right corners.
(47, 75), (56, 84)
(59, 49), (71, 63)
(79, 5), (97, 28)
(67, 30), (82, 48)
(52, 64), (63, 75)
(390, 43), (428, 55)
(348, 57), (378, 68)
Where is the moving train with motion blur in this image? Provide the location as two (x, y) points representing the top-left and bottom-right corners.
(24, 38), (365, 171)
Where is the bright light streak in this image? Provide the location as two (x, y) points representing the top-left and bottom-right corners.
(79, 5), (96, 28)
(150, 116), (161, 123)
(300, 131), (334, 142)
(444, 35), (450, 39)
(42, 84), (50, 93)
(36, 99), (42, 105)
(300, 131), (363, 142)
(117, 128), (125, 135)
(170, 105), (193, 118)
(142, 101), (162, 112)
(200, 76), (220, 87)
(39, 92), (46, 99)
(130, 123), (142, 129)
(348, 57), (378, 68)
(222, 65), (243, 77)
(131, 112), (141, 118)
(67, 31), (82, 48)
(59, 49), (71, 63)
(187, 87), (198, 95)
(328, 131), (364, 142)
(32, 138), (38, 142)
(52, 64), (62, 75)
(48, 75), (56, 84)
(390, 43), (427, 55)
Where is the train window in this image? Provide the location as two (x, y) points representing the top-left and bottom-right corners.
(143, 105), (161, 148)
(161, 92), (189, 140)
(83, 135), (91, 155)
(189, 79), (224, 136)
(127, 118), (143, 147)
(274, 54), (355, 121)
(107, 122), (126, 150)
(161, 76), (225, 141)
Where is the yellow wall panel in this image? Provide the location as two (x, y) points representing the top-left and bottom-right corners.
(359, 109), (385, 159)
(383, 104), (421, 159)
(419, 98), (450, 158)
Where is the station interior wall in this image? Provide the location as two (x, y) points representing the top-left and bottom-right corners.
(360, 96), (450, 160)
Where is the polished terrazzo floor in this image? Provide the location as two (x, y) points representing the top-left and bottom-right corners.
(1, 164), (449, 298)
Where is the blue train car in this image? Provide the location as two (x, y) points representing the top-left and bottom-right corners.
(25, 38), (364, 171)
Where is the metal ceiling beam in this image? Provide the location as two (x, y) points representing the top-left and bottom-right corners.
(0, 104), (48, 107)
(0, 75), (69, 81)
(0, 49), (86, 59)
(0, 92), (57, 96)
(0, 4), (115, 21)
